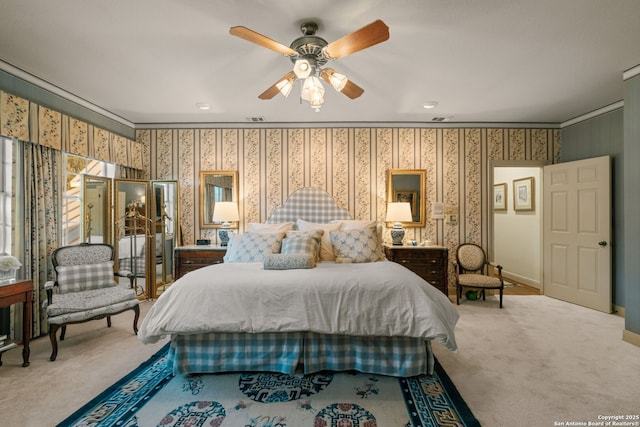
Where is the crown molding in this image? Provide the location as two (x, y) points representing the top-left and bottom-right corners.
(0, 60), (134, 128)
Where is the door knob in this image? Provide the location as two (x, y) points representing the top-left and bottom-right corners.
(598, 241), (607, 247)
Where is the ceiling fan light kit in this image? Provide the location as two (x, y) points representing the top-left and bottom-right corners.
(229, 19), (389, 112)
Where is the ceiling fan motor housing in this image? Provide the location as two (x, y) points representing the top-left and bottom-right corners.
(289, 22), (329, 69)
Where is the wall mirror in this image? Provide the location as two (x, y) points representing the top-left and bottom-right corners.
(82, 175), (112, 244)
(114, 179), (152, 298)
(200, 170), (239, 229)
(386, 169), (427, 227)
(152, 180), (180, 293)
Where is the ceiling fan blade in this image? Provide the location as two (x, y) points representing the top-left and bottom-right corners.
(324, 19), (389, 59)
(320, 68), (364, 99)
(258, 72), (297, 99)
(229, 26), (296, 56)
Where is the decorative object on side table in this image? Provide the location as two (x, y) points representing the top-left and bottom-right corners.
(0, 255), (21, 285)
(385, 202), (413, 245)
(212, 201), (240, 247)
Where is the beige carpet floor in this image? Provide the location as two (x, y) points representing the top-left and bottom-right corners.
(1, 295), (639, 427)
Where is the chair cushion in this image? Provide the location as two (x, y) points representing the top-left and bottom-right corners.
(46, 284), (137, 317)
(55, 261), (116, 293)
(457, 245), (486, 271)
(458, 273), (502, 288)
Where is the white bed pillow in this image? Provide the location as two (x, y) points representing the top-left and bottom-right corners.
(247, 222), (294, 234)
(330, 219), (376, 230)
(223, 232), (286, 263)
(329, 227), (384, 263)
(297, 219), (342, 261)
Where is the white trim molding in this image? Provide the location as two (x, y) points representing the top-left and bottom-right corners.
(623, 64), (640, 81)
(622, 328), (640, 348)
(561, 101), (624, 128)
(0, 60), (134, 128)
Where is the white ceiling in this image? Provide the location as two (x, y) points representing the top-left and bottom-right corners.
(1, 0), (639, 127)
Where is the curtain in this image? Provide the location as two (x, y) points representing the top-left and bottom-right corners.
(22, 141), (60, 337)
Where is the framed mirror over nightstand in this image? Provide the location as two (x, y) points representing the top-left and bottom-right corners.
(386, 169), (426, 227)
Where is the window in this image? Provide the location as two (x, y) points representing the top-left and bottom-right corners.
(0, 137), (13, 255)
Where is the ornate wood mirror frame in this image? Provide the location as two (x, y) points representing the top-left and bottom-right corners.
(199, 170), (239, 229)
(386, 169), (427, 227)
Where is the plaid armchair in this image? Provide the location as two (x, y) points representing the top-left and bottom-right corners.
(45, 243), (140, 361)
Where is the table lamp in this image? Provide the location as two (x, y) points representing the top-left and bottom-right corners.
(386, 202), (413, 245)
(212, 201), (239, 246)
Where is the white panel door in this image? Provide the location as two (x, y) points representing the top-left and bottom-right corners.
(543, 156), (611, 313)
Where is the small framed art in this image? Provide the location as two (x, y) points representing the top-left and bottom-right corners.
(493, 183), (507, 211)
(513, 177), (535, 211)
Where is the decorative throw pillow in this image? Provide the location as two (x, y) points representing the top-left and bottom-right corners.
(55, 261), (116, 293)
(223, 232), (286, 263)
(264, 253), (316, 270)
(281, 237), (319, 267)
(285, 229), (323, 260)
(329, 228), (384, 263)
(297, 219), (342, 261)
(247, 222), (294, 234)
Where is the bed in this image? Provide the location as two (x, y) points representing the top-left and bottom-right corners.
(139, 187), (459, 377)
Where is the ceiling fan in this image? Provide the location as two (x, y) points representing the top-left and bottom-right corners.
(229, 19), (389, 111)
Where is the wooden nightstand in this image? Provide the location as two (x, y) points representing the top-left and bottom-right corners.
(174, 245), (227, 280)
(384, 245), (449, 295)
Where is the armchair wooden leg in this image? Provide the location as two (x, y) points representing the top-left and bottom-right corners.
(49, 324), (60, 361)
(60, 325), (67, 341)
(456, 286), (460, 305)
(499, 288), (503, 308)
(107, 315), (112, 328)
(132, 305), (140, 335)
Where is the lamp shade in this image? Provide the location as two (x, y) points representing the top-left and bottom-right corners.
(385, 202), (413, 223)
(212, 201), (239, 224)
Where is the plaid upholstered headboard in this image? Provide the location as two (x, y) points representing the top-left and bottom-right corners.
(265, 187), (352, 224)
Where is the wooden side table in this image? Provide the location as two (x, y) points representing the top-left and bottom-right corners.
(174, 245), (227, 280)
(384, 245), (449, 295)
(0, 280), (33, 367)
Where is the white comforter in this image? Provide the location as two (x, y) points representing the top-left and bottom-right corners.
(139, 260), (459, 351)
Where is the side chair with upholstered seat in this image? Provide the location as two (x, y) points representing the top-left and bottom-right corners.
(45, 243), (140, 361)
(453, 243), (504, 308)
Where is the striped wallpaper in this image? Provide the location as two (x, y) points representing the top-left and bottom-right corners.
(136, 127), (560, 260)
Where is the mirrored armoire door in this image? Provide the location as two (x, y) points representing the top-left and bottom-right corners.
(151, 180), (180, 297)
(114, 179), (152, 299)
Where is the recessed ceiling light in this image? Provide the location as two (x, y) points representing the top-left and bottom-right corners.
(423, 101), (438, 109)
(196, 103), (210, 110)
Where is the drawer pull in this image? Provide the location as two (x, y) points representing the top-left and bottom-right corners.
(184, 260), (194, 264)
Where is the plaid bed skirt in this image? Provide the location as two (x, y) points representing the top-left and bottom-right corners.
(169, 332), (433, 377)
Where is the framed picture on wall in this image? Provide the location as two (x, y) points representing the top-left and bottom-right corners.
(493, 183), (507, 211)
(513, 177), (535, 211)
(394, 190), (418, 217)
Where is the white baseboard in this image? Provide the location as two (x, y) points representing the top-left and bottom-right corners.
(502, 271), (540, 289)
(622, 329), (640, 348)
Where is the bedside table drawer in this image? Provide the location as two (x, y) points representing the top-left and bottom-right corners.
(384, 245), (449, 296)
(174, 246), (226, 280)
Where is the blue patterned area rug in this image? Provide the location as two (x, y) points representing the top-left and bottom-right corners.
(59, 343), (480, 427)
